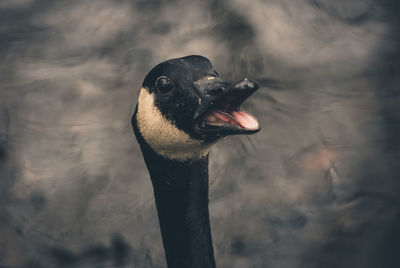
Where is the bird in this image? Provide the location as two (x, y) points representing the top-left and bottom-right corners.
(131, 55), (260, 268)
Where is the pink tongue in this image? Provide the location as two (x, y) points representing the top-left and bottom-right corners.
(204, 110), (259, 130)
(232, 110), (259, 130)
(204, 110), (236, 125)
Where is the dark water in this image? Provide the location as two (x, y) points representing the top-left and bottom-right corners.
(1, 0), (399, 267)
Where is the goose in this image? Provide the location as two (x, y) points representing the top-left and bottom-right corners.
(131, 55), (260, 268)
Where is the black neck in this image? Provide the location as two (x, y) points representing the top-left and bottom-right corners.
(132, 112), (216, 268)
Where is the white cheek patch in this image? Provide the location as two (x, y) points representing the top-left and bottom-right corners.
(136, 88), (211, 161)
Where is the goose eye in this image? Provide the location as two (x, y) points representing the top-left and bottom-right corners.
(155, 77), (174, 94)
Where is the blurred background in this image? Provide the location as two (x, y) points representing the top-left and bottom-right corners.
(0, 0), (399, 267)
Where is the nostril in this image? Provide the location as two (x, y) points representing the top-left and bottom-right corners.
(206, 86), (225, 95)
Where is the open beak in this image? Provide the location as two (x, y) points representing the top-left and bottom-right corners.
(193, 78), (260, 136)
